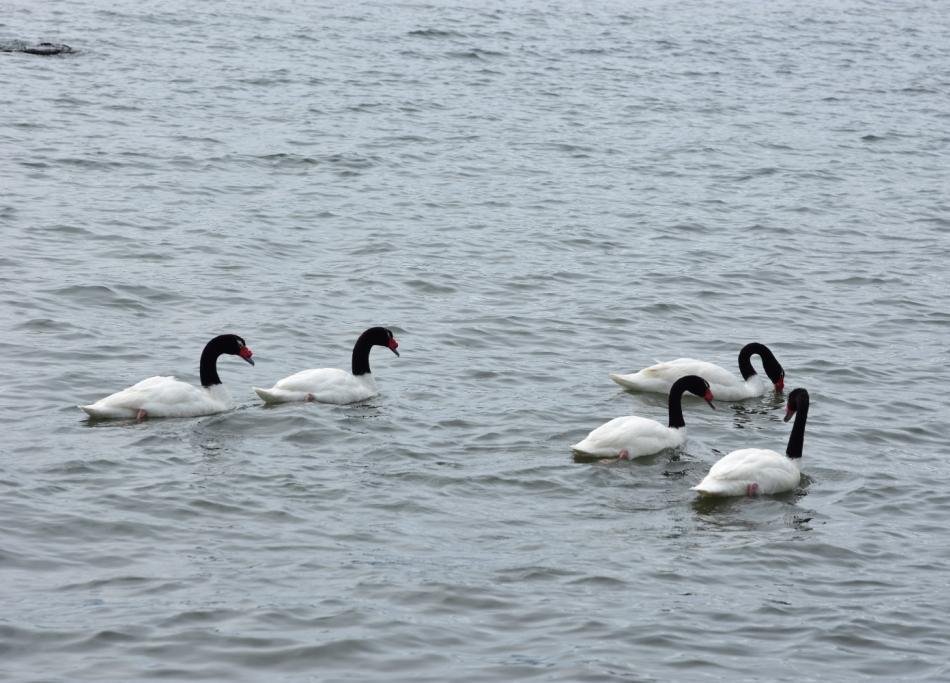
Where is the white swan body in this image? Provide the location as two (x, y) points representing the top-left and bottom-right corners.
(78, 334), (254, 420)
(692, 448), (800, 496)
(610, 343), (785, 401)
(610, 359), (768, 401)
(571, 416), (685, 458)
(693, 387), (810, 497)
(571, 375), (714, 459)
(254, 326), (398, 406)
(80, 378), (232, 419)
(254, 369), (377, 405)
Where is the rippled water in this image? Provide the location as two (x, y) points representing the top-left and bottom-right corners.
(2, 0), (949, 680)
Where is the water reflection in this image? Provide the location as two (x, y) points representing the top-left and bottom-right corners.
(691, 487), (811, 524)
(730, 393), (787, 431)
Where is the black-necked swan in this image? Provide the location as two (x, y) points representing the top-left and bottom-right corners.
(609, 342), (785, 401)
(254, 326), (399, 405)
(79, 334), (255, 420)
(571, 375), (715, 459)
(693, 388), (810, 496)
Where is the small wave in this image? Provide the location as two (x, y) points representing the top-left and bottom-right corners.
(15, 317), (85, 332)
(403, 279), (456, 294)
(42, 284), (151, 311)
(53, 156), (131, 170)
(237, 75), (294, 87)
(254, 152), (378, 172)
(58, 575), (154, 591)
(446, 48), (506, 60)
(408, 28), (468, 38)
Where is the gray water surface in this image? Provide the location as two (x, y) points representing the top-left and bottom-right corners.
(2, 0), (950, 681)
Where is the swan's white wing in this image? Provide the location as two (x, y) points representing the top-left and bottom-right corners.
(274, 368), (354, 392)
(256, 368), (377, 404)
(611, 358), (759, 400)
(693, 448), (800, 496)
(81, 376), (225, 418)
(650, 359), (738, 386)
(572, 416), (682, 458)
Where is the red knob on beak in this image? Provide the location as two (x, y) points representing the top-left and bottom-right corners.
(238, 346), (255, 365)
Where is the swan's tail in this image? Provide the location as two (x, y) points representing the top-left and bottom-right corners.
(253, 386), (304, 404)
(691, 479), (739, 497)
(78, 404), (128, 419)
(570, 438), (605, 457)
(608, 373), (640, 390)
(254, 387), (282, 404)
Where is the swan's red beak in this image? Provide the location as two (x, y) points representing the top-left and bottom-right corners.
(783, 406), (795, 422)
(388, 338), (400, 357)
(774, 377), (785, 392)
(238, 346), (255, 366)
(704, 389), (715, 410)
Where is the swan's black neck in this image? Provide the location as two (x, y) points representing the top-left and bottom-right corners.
(737, 343), (772, 380)
(786, 396), (810, 459)
(199, 338), (228, 387)
(667, 380), (690, 429)
(351, 330), (376, 376)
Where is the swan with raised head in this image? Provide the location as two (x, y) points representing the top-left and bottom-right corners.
(609, 342), (785, 401)
(79, 334), (255, 420)
(692, 388), (810, 496)
(571, 375), (715, 459)
(254, 326), (399, 405)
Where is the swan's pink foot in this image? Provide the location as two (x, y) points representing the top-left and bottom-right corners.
(597, 449), (631, 464)
(305, 393), (315, 402)
(136, 409), (147, 422)
(746, 482), (759, 496)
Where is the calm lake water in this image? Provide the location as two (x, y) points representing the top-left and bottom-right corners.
(2, 0), (949, 680)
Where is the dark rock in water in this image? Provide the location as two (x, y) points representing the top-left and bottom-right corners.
(0, 40), (73, 55)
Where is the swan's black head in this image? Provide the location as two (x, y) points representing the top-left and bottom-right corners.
(739, 343), (785, 391)
(681, 375), (716, 410)
(783, 388), (809, 422)
(212, 334), (254, 365)
(366, 326), (399, 357)
(763, 353), (785, 392)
